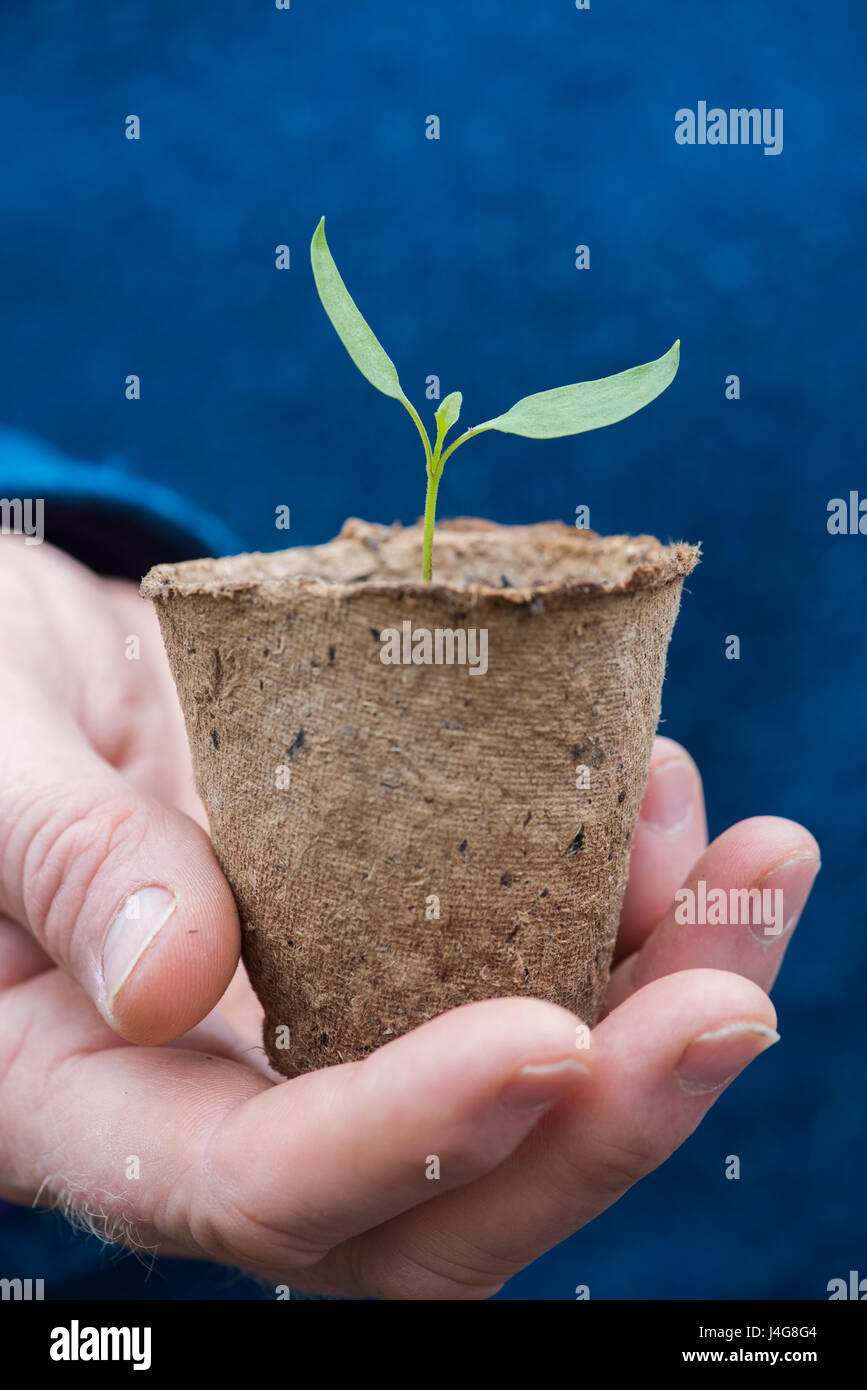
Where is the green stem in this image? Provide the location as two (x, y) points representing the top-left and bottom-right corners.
(421, 416), (492, 580)
(421, 403), (497, 579)
(403, 398), (433, 470)
(439, 423), (490, 468)
(422, 454), (442, 582)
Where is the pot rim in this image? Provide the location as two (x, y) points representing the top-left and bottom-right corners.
(141, 519), (700, 605)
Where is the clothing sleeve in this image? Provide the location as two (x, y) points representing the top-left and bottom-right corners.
(0, 427), (246, 579)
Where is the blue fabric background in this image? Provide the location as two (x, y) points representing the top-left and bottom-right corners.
(0, 0), (864, 1299)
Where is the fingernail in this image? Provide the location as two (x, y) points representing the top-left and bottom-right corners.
(748, 856), (821, 945)
(499, 1058), (590, 1112)
(675, 1022), (779, 1095)
(102, 886), (177, 1009)
(640, 761), (697, 833)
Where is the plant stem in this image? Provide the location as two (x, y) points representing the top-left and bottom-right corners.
(439, 423), (490, 468)
(422, 457), (442, 582)
(422, 414), (491, 580)
(403, 399), (433, 470)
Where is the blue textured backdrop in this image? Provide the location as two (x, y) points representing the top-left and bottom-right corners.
(0, 0), (864, 1299)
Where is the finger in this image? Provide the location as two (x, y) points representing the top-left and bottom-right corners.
(345, 969), (777, 1298)
(0, 966), (266, 1221)
(0, 980), (592, 1274)
(616, 737), (708, 961)
(0, 675), (239, 1043)
(606, 816), (820, 1011)
(0, 546), (197, 814)
(103, 579), (207, 823)
(0, 913), (52, 990)
(203, 998), (593, 1270)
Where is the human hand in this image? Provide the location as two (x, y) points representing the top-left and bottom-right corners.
(0, 541), (820, 1297)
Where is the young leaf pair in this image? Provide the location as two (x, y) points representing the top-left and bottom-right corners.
(311, 217), (679, 582)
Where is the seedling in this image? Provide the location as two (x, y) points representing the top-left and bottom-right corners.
(311, 217), (680, 581)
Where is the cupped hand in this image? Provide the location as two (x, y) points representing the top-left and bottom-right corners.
(0, 541), (820, 1298)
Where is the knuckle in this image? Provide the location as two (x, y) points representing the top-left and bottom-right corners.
(20, 791), (148, 962)
(582, 1132), (662, 1195)
(360, 1240), (505, 1301)
(191, 1189), (332, 1274)
(187, 1115), (337, 1273)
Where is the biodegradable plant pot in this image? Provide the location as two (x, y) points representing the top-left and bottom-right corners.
(142, 518), (699, 1077)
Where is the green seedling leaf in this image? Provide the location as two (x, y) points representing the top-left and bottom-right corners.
(310, 220), (682, 582)
(473, 340), (680, 440)
(311, 217), (409, 405)
(310, 217), (433, 468)
(434, 391), (462, 435)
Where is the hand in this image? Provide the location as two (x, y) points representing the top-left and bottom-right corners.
(0, 541), (820, 1298)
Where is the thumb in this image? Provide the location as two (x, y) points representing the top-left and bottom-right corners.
(0, 682), (239, 1044)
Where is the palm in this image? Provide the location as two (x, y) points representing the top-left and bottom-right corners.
(0, 544), (819, 1297)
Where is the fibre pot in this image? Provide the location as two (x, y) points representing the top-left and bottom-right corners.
(142, 518), (699, 1076)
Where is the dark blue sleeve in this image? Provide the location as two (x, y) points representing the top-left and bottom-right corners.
(0, 427), (247, 577)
